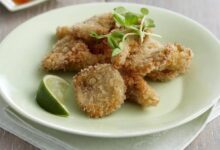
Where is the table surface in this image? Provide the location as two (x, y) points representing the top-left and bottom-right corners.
(0, 0), (220, 150)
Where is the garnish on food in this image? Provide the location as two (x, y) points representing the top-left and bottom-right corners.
(90, 6), (161, 56)
(36, 75), (70, 116)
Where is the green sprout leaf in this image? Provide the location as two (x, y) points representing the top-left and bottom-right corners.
(111, 31), (125, 39)
(140, 8), (149, 15)
(112, 48), (122, 57)
(90, 32), (106, 39)
(125, 12), (139, 26)
(107, 36), (118, 49)
(90, 6), (160, 57)
(144, 18), (155, 29)
(112, 13), (125, 26)
(119, 42), (124, 49)
(114, 6), (127, 15)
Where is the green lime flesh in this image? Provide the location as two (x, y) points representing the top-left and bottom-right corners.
(36, 75), (69, 116)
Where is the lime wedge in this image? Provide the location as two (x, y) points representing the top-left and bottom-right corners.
(36, 75), (70, 116)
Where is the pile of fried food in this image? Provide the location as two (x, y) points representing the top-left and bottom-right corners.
(42, 7), (193, 118)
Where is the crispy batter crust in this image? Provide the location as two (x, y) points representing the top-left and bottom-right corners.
(56, 26), (72, 39)
(72, 13), (115, 42)
(42, 36), (101, 71)
(73, 64), (126, 118)
(146, 43), (193, 81)
(123, 74), (159, 107)
(111, 37), (133, 69)
(123, 38), (171, 76)
(56, 13), (115, 42)
(146, 70), (179, 81)
(43, 13), (115, 72)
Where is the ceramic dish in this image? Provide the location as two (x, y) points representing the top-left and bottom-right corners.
(0, 98), (216, 150)
(0, 0), (49, 12)
(0, 2), (220, 137)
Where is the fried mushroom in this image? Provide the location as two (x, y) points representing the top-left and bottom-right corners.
(123, 37), (170, 76)
(42, 36), (101, 71)
(146, 43), (193, 81)
(73, 64), (126, 118)
(123, 74), (159, 107)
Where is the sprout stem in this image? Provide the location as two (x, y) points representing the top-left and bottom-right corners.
(143, 32), (162, 38)
(122, 33), (137, 42)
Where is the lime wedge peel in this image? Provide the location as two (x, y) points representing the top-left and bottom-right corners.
(36, 75), (70, 116)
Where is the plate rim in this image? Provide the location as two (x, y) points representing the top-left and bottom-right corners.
(0, 2), (220, 138)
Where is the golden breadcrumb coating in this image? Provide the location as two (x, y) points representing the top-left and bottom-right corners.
(146, 43), (193, 81)
(112, 37), (164, 70)
(111, 37), (133, 69)
(56, 13), (115, 42)
(56, 26), (72, 39)
(72, 13), (115, 42)
(123, 74), (159, 107)
(146, 70), (179, 81)
(73, 64), (126, 118)
(42, 36), (100, 71)
(43, 13), (115, 72)
(86, 39), (112, 64)
(123, 37), (170, 76)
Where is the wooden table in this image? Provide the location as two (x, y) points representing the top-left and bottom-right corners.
(0, 0), (220, 149)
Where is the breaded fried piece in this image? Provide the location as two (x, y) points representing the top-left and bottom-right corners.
(146, 70), (179, 81)
(123, 38), (170, 76)
(42, 36), (100, 71)
(72, 13), (115, 42)
(73, 64), (126, 118)
(56, 13), (115, 42)
(146, 43), (193, 81)
(123, 74), (159, 107)
(111, 38), (132, 69)
(112, 37), (164, 69)
(43, 13), (115, 72)
(56, 26), (72, 39)
(86, 39), (112, 64)
(89, 32), (132, 69)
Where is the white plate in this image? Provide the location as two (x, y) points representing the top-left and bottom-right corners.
(0, 0), (49, 12)
(0, 2), (220, 138)
(0, 98), (214, 150)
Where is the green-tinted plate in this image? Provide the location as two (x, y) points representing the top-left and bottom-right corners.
(0, 3), (220, 137)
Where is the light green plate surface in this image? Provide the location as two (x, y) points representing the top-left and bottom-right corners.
(0, 3), (220, 137)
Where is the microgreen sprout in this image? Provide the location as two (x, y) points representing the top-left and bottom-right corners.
(90, 6), (161, 56)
